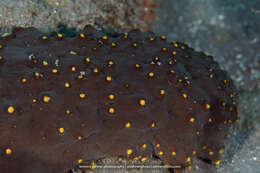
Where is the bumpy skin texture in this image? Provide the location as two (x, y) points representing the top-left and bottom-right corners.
(0, 26), (238, 173)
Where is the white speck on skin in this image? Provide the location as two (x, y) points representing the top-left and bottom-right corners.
(28, 54), (35, 60)
(80, 71), (86, 75)
(55, 59), (59, 66)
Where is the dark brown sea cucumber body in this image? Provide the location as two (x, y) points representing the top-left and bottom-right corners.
(0, 25), (238, 173)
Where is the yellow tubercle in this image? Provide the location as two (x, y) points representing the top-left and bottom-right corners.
(93, 67), (99, 73)
(173, 42), (178, 48)
(125, 122), (131, 128)
(160, 89), (165, 95)
(65, 109), (71, 115)
(7, 106), (15, 114)
(124, 32), (128, 39)
(79, 93), (86, 99)
(78, 158), (83, 164)
(215, 160), (221, 165)
(80, 33), (85, 38)
(106, 76), (112, 82)
(108, 107), (115, 114)
(172, 51), (177, 55)
(162, 47), (167, 52)
(158, 151), (163, 156)
(42, 95), (51, 103)
(85, 57), (91, 63)
(111, 42), (116, 47)
(108, 93), (115, 100)
(21, 77), (27, 84)
(64, 82), (71, 88)
(5, 148), (12, 155)
(52, 68), (58, 74)
(149, 37), (155, 41)
(209, 151), (214, 156)
(59, 127), (65, 134)
(71, 66), (77, 72)
(135, 64), (141, 68)
(223, 79), (228, 84)
(139, 99), (146, 106)
(43, 60), (48, 66)
(141, 157), (147, 162)
(108, 60), (114, 66)
(34, 72), (40, 78)
(205, 103), (211, 110)
(182, 93), (188, 99)
(189, 117), (195, 123)
(132, 43), (137, 47)
(77, 74), (84, 79)
(160, 35), (166, 40)
(91, 161), (96, 169)
(142, 144), (147, 149)
(148, 72), (155, 78)
(57, 33), (63, 38)
(126, 148), (133, 155)
(218, 149), (223, 154)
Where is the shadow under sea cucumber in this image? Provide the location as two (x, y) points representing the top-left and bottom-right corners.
(0, 25), (239, 173)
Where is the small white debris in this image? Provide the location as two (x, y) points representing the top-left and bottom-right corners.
(55, 59), (60, 66)
(80, 71), (86, 75)
(70, 50), (77, 55)
(28, 54), (35, 60)
(2, 32), (11, 37)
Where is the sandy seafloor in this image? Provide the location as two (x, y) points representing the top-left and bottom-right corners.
(0, 0), (259, 173)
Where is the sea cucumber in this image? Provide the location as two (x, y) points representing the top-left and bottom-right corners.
(0, 25), (238, 173)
